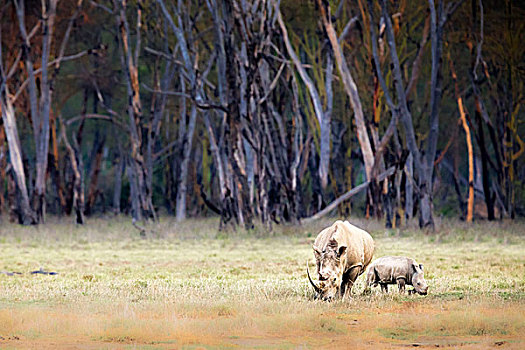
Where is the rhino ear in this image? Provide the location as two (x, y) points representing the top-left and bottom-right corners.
(337, 245), (347, 258)
(412, 263), (423, 274)
(313, 245), (322, 258)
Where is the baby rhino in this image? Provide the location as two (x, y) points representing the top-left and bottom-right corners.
(367, 256), (428, 295)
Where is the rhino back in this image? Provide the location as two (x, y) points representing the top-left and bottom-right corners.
(340, 221), (375, 270)
(361, 228), (375, 269)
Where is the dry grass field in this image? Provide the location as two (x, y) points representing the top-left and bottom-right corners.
(0, 217), (524, 349)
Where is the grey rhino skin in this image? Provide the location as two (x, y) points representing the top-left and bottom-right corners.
(308, 220), (375, 300)
(366, 256), (428, 295)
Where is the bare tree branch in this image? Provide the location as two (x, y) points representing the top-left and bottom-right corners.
(302, 166), (396, 224)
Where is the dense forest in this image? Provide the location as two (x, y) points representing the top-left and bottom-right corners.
(0, 0), (523, 229)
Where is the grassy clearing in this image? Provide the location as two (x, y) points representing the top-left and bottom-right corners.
(0, 217), (524, 349)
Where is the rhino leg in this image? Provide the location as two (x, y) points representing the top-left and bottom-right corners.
(340, 274), (351, 298)
(366, 267), (379, 288)
(362, 278), (373, 295)
(341, 267), (361, 299)
(397, 278), (406, 293)
(340, 282), (349, 299)
(366, 270), (374, 287)
(380, 283), (388, 293)
(363, 272), (375, 294)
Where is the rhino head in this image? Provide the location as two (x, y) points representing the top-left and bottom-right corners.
(411, 263), (429, 295)
(307, 239), (347, 301)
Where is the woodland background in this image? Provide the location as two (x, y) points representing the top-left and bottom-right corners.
(0, 0), (524, 230)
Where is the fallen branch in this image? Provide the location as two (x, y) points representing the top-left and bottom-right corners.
(301, 166), (396, 224)
(30, 268), (57, 275)
(0, 271), (22, 276)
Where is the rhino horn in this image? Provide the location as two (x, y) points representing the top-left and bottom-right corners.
(307, 260), (322, 294)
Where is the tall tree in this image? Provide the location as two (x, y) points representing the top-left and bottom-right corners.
(156, 0), (214, 222)
(367, 0), (462, 228)
(278, 11), (334, 191)
(0, 2), (39, 224)
(0, 87), (36, 224)
(449, 55), (474, 222)
(316, 0), (375, 183)
(10, 0), (85, 223)
(14, 0), (58, 222)
(113, 0), (156, 222)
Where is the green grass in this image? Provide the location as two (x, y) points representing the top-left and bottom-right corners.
(0, 217), (524, 348)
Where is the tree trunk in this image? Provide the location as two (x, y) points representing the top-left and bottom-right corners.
(203, 110), (227, 200)
(205, 0), (229, 204)
(461, 115), (475, 223)
(448, 150), (467, 219)
(449, 54), (474, 222)
(0, 126), (6, 213)
(316, 1), (375, 181)
(404, 153), (414, 223)
(145, 43), (176, 218)
(174, 51), (214, 222)
(114, 0), (155, 222)
(405, 15), (431, 99)
(319, 52), (333, 190)
(0, 89), (36, 224)
(375, 0), (455, 229)
(474, 97), (495, 220)
(15, 0), (59, 223)
(367, 1), (404, 220)
(60, 119), (85, 224)
(113, 155), (124, 215)
(158, 0), (223, 222)
(34, 0), (58, 223)
(277, 11), (332, 189)
(49, 112), (67, 214)
(126, 158), (142, 222)
(7, 170), (18, 223)
(176, 105), (198, 221)
(470, 0), (495, 220)
(418, 0), (445, 228)
(85, 132), (106, 215)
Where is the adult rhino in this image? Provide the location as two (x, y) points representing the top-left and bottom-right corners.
(307, 220), (374, 300)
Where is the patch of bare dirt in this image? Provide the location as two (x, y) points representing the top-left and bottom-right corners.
(0, 337), (128, 350)
(391, 336), (523, 349)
